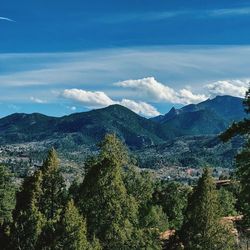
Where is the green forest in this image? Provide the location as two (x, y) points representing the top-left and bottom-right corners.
(0, 89), (249, 250)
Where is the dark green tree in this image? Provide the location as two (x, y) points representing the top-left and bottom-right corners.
(141, 205), (168, 232)
(35, 148), (67, 249)
(0, 165), (16, 249)
(11, 148), (67, 249)
(123, 166), (169, 244)
(178, 168), (236, 250)
(39, 148), (66, 220)
(153, 181), (191, 229)
(218, 188), (237, 217)
(11, 171), (45, 250)
(54, 199), (93, 250)
(78, 134), (164, 249)
(123, 166), (154, 206)
(0, 165), (15, 226)
(78, 134), (139, 249)
(220, 87), (250, 225)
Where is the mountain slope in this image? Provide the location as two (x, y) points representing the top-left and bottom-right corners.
(151, 95), (245, 137)
(160, 109), (228, 138)
(0, 105), (164, 148)
(0, 95), (246, 147)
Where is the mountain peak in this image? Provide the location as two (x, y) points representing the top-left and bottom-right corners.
(151, 95), (245, 125)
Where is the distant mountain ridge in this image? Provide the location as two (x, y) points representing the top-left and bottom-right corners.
(151, 95), (245, 138)
(0, 95), (247, 172)
(151, 95), (245, 124)
(0, 95), (246, 148)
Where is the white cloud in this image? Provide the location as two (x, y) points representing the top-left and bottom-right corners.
(62, 89), (115, 108)
(119, 99), (160, 117)
(179, 89), (207, 103)
(0, 17), (15, 22)
(115, 77), (207, 104)
(206, 80), (249, 98)
(30, 96), (47, 104)
(1, 46), (250, 107)
(62, 88), (160, 117)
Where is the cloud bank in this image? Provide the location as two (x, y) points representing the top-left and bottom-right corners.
(62, 89), (114, 107)
(206, 80), (249, 98)
(59, 77), (250, 117)
(115, 77), (207, 104)
(62, 89), (160, 117)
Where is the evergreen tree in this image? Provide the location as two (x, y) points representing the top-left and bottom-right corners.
(123, 166), (169, 248)
(78, 134), (165, 249)
(0, 165), (15, 226)
(35, 148), (67, 249)
(39, 148), (66, 220)
(123, 166), (154, 206)
(220, 87), (250, 225)
(0, 165), (16, 249)
(11, 171), (45, 250)
(78, 134), (139, 249)
(54, 200), (91, 250)
(11, 148), (66, 249)
(178, 168), (235, 250)
(153, 181), (191, 229)
(218, 188), (237, 217)
(235, 141), (250, 225)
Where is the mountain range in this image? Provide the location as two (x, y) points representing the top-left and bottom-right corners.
(0, 95), (246, 174)
(0, 95), (245, 146)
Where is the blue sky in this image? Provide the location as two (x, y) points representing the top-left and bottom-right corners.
(0, 0), (250, 117)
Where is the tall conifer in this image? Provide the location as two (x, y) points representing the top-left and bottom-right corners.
(78, 134), (138, 249)
(54, 200), (92, 250)
(178, 168), (235, 250)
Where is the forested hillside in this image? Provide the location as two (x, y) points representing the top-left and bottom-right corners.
(0, 96), (246, 180)
(0, 134), (245, 249)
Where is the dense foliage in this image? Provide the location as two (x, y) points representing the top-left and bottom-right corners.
(153, 181), (191, 229)
(0, 133), (244, 249)
(220, 87), (250, 226)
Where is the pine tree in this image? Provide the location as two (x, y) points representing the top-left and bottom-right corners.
(0, 165), (15, 226)
(54, 200), (91, 250)
(78, 134), (139, 249)
(39, 148), (66, 220)
(235, 141), (250, 225)
(123, 166), (168, 248)
(153, 181), (191, 229)
(11, 171), (45, 250)
(0, 165), (16, 249)
(10, 148), (66, 249)
(35, 148), (67, 249)
(178, 168), (235, 250)
(77, 134), (166, 249)
(220, 87), (250, 225)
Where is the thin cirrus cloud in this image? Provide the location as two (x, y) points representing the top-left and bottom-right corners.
(0, 16), (15, 22)
(115, 77), (208, 105)
(96, 7), (250, 23)
(62, 89), (160, 117)
(1, 46), (250, 89)
(209, 7), (250, 17)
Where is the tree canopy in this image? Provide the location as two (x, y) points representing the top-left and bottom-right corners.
(220, 87), (250, 226)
